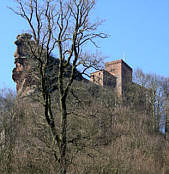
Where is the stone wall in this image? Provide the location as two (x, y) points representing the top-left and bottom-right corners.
(91, 59), (133, 97)
(90, 70), (104, 86)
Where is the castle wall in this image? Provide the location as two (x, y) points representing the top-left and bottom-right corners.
(105, 60), (123, 96)
(90, 70), (104, 86)
(121, 60), (133, 96)
(105, 59), (133, 97)
(103, 71), (116, 88)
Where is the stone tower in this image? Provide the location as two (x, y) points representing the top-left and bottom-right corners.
(90, 59), (132, 97)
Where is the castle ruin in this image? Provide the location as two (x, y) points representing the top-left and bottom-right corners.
(12, 33), (135, 99)
(90, 59), (133, 97)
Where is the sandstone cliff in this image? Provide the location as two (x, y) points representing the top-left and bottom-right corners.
(12, 33), (84, 97)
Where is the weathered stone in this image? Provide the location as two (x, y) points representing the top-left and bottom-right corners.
(14, 33), (32, 58)
(12, 33), (84, 97)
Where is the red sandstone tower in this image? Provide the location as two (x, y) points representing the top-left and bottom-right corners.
(90, 59), (132, 97)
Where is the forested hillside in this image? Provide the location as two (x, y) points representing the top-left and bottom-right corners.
(1, 0), (169, 173)
(0, 69), (169, 174)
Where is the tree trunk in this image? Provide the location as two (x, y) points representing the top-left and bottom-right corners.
(60, 97), (67, 174)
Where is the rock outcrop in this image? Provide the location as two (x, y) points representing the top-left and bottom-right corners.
(12, 33), (84, 97)
(12, 34), (34, 96)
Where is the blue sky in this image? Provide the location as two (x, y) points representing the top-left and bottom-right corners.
(0, 0), (169, 90)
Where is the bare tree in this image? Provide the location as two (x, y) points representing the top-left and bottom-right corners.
(133, 69), (169, 133)
(10, 0), (107, 173)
